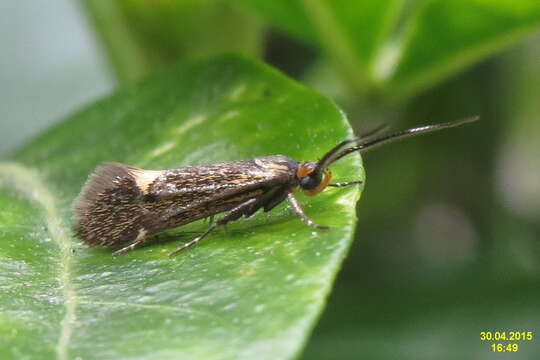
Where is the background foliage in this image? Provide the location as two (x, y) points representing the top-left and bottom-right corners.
(1, 0), (540, 358)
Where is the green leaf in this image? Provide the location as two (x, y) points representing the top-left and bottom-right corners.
(236, 0), (402, 95)
(0, 55), (362, 359)
(236, 0), (540, 99)
(385, 0), (540, 98)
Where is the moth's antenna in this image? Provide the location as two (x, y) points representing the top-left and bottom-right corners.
(314, 123), (390, 174)
(327, 116), (479, 167)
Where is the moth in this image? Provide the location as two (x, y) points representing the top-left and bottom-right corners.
(73, 116), (478, 256)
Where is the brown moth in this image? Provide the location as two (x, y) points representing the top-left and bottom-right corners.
(73, 116), (478, 256)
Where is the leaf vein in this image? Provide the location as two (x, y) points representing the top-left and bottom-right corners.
(0, 162), (77, 360)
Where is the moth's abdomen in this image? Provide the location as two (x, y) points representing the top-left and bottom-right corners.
(72, 162), (148, 246)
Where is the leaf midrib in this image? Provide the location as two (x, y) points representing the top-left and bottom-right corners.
(0, 162), (76, 360)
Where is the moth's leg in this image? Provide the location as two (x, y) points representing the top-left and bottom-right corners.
(328, 180), (363, 187)
(203, 214), (215, 224)
(112, 240), (145, 256)
(112, 229), (148, 256)
(286, 192), (330, 230)
(262, 187), (288, 213)
(169, 198), (258, 256)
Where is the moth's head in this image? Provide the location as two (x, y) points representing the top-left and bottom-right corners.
(296, 161), (332, 196)
(296, 116), (480, 197)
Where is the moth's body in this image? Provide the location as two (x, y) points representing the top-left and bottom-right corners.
(74, 155), (306, 254)
(72, 117), (479, 256)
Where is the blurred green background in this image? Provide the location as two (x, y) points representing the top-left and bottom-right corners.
(1, 0), (539, 358)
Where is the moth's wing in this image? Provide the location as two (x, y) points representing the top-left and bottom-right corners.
(147, 158), (290, 200)
(72, 156), (296, 246)
(143, 157), (297, 227)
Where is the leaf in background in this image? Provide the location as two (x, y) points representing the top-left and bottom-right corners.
(385, 0), (540, 98)
(0, 55), (363, 359)
(236, 0), (402, 95)
(83, 0), (263, 83)
(236, 0), (540, 100)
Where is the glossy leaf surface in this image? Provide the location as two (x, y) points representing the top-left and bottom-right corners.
(0, 55), (362, 359)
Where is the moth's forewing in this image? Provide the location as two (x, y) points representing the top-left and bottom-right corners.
(73, 155), (298, 246)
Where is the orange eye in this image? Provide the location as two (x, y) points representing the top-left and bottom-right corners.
(296, 163), (315, 178)
(303, 170), (332, 196)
